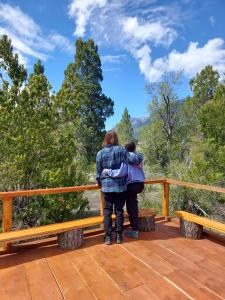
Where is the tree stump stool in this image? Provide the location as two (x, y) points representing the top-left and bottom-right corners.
(58, 228), (84, 250)
(138, 209), (155, 232)
(179, 218), (203, 239)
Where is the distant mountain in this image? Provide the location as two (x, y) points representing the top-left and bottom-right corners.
(131, 116), (150, 130)
(131, 116), (151, 139)
(113, 116), (151, 139)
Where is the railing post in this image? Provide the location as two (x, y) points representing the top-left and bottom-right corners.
(162, 182), (170, 221)
(1, 197), (13, 251)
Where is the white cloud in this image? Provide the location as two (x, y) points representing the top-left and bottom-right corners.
(135, 38), (225, 82)
(121, 17), (177, 47)
(0, 3), (73, 66)
(0, 3), (40, 38)
(68, 0), (107, 37)
(67, 1), (225, 82)
(49, 34), (74, 54)
(101, 54), (126, 64)
(135, 45), (163, 82)
(0, 27), (48, 61)
(67, 0), (179, 76)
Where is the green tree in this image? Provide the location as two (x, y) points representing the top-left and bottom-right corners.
(0, 37), (89, 227)
(142, 72), (182, 173)
(117, 107), (134, 145)
(190, 65), (219, 106)
(169, 68), (224, 218)
(199, 82), (225, 146)
(57, 38), (114, 161)
(198, 82), (225, 180)
(0, 35), (27, 93)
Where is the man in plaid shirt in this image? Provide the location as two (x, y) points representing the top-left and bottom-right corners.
(96, 130), (143, 245)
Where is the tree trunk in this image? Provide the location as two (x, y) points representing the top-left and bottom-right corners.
(58, 228), (84, 250)
(138, 210), (155, 232)
(179, 218), (203, 239)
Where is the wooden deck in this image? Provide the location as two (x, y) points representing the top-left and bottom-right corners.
(1, 220), (225, 300)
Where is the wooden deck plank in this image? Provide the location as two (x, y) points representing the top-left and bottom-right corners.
(68, 247), (128, 299)
(136, 232), (225, 298)
(24, 257), (63, 300)
(0, 265), (31, 300)
(85, 241), (189, 299)
(126, 284), (159, 300)
(122, 239), (177, 275)
(158, 238), (205, 263)
(1, 221), (225, 299)
(167, 270), (223, 300)
(126, 236), (223, 299)
(82, 242), (143, 292)
(46, 252), (95, 300)
(135, 236), (211, 281)
(158, 225), (225, 268)
(152, 230), (225, 279)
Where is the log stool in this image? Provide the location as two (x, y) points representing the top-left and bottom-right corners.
(58, 228), (84, 250)
(179, 218), (203, 239)
(138, 209), (155, 232)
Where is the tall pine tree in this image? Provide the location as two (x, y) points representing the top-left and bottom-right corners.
(117, 107), (134, 145)
(0, 36), (89, 227)
(57, 38), (114, 161)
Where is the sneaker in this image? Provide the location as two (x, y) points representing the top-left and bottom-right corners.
(104, 235), (112, 245)
(116, 234), (123, 244)
(125, 229), (139, 239)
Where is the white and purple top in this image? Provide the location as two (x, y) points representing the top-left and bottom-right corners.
(102, 152), (145, 185)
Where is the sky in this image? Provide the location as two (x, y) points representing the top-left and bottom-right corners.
(0, 0), (225, 129)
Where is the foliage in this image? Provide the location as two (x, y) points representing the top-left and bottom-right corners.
(190, 65), (219, 106)
(0, 35), (108, 228)
(139, 66), (225, 220)
(199, 83), (225, 146)
(141, 72), (184, 174)
(116, 107), (134, 145)
(57, 38), (114, 161)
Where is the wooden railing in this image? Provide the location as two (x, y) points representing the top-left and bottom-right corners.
(0, 180), (164, 242)
(1, 178), (225, 251)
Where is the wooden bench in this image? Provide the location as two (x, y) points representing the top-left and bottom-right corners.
(0, 209), (155, 250)
(175, 210), (225, 239)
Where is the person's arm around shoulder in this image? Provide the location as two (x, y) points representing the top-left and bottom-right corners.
(124, 150), (143, 165)
(102, 163), (128, 178)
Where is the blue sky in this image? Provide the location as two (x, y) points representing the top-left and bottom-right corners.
(0, 0), (225, 129)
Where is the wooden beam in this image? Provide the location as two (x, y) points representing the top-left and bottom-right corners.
(175, 211), (225, 234)
(162, 182), (169, 219)
(100, 191), (104, 216)
(0, 179), (165, 200)
(0, 184), (100, 199)
(2, 197), (13, 251)
(144, 179), (166, 185)
(167, 179), (225, 194)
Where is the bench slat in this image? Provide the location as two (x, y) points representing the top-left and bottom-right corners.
(0, 215), (106, 243)
(0, 209), (155, 243)
(175, 211), (225, 234)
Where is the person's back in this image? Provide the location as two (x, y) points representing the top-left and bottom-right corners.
(101, 140), (145, 239)
(96, 131), (143, 245)
(126, 153), (145, 184)
(96, 145), (128, 193)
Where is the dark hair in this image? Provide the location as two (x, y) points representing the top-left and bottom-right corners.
(125, 140), (136, 152)
(102, 130), (119, 146)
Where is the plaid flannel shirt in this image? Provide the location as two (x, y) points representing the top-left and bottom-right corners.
(96, 145), (143, 193)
